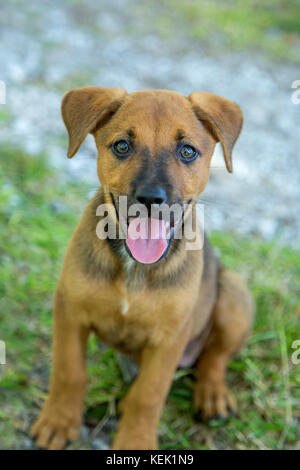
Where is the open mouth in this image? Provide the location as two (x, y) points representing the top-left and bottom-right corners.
(126, 216), (172, 264)
(110, 193), (191, 265)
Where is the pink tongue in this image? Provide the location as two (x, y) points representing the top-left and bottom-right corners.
(126, 218), (168, 264)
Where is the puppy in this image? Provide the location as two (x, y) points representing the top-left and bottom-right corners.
(30, 87), (254, 450)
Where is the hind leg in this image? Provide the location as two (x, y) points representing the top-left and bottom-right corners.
(194, 268), (254, 421)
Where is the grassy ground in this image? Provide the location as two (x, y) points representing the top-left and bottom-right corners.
(0, 146), (299, 449)
(160, 0), (300, 62)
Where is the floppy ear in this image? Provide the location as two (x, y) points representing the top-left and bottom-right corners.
(61, 86), (127, 158)
(188, 92), (243, 173)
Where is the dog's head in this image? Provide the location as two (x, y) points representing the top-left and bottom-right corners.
(62, 87), (243, 264)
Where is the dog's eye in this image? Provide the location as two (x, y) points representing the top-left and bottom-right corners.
(112, 139), (132, 158)
(177, 144), (199, 163)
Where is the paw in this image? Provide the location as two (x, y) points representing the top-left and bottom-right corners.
(194, 381), (236, 422)
(30, 402), (82, 450)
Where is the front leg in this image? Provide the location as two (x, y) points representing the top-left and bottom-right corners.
(112, 322), (191, 450)
(30, 290), (89, 450)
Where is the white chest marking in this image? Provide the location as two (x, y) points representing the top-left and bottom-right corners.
(121, 298), (129, 315)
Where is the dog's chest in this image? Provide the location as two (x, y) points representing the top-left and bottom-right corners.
(84, 279), (189, 354)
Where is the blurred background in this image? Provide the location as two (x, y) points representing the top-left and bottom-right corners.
(0, 0), (299, 450)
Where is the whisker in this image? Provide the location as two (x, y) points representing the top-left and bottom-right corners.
(196, 197), (227, 208)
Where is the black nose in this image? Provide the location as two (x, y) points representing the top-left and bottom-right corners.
(135, 186), (167, 207)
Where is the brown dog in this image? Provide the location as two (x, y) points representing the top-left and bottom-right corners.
(30, 87), (254, 450)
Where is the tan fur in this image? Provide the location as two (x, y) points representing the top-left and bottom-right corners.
(30, 87), (253, 450)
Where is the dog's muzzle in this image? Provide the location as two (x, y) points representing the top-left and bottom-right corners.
(110, 192), (192, 265)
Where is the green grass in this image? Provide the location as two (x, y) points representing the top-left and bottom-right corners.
(0, 146), (299, 449)
(161, 0), (300, 62)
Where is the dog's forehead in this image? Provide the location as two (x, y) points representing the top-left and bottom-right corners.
(105, 90), (201, 154)
(114, 90), (201, 144)
(127, 89), (187, 105)
(123, 90), (191, 119)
